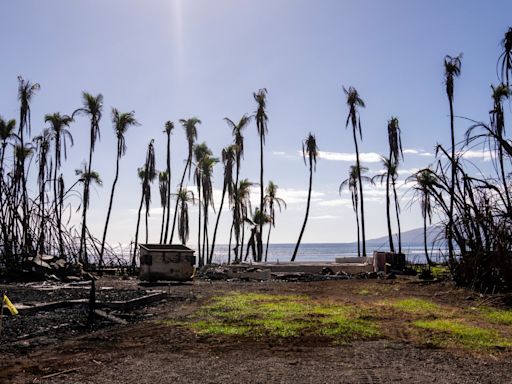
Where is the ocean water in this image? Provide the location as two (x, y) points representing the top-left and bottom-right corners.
(207, 243), (447, 265)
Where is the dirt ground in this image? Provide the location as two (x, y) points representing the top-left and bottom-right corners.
(1, 277), (512, 384)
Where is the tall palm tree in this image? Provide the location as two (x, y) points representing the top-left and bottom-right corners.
(72, 92), (103, 264)
(386, 117), (403, 253)
(45, 112), (73, 258)
(498, 27), (512, 86)
(193, 142), (213, 266)
(132, 140), (156, 269)
(162, 121), (174, 243)
(158, 171), (169, 244)
(263, 181), (286, 261)
(100, 109), (138, 266)
(169, 118), (200, 243)
(210, 144), (236, 262)
(254, 89), (268, 261)
(344, 86), (367, 256)
(176, 188), (195, 245)
(17, 77), (40, 249)
(75, 164), (102, 265)
(340, 165), (371, 257)
(444, 54), (462, 265)
(225, 115), (251, 260)
(200, 154), (218, 264)
(292, 133), (318, 261)
(407, 169), (435, 266)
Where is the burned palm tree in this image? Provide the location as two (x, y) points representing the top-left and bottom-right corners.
(176, 188), (195, 245)
(253, 89), (268, 262)
(292, 133), (318, 261)
(170, 118), (200, 243)
(263, 181), (286, 261)
(33, 128), (52, 254)
(46, 112), (73, 258)
(100, 109), (138, 266)
(210, 144), (236, 262)
(498, 27), (512, 86)
(245, 208), (270, 261)
(225, 115), (251, 260)
(158, 171), (169, 244)
(340, 165), (371, 257)
(444, 53), (462, 265)
(344, 86), (367, 256)
(162, 121), (174, 243)
(407, 169), (435, 266)
(75, 165), (103, 265)
(132, 139), (156, 269)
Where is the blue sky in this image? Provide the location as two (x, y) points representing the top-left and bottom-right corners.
(0, 0), (510, 247)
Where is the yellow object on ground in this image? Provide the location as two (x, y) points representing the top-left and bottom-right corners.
(3, 294), (18, 315)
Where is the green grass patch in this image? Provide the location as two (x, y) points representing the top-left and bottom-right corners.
(413, 319), (512, 349)
(169, 292), (378, 343)
(480, 308), (512, 325)
(391, 298), (441, 315)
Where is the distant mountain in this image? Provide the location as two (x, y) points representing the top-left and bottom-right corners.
(341, 226), (444, 248)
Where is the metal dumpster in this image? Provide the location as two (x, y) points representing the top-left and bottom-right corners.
(139, 244), (195, 282)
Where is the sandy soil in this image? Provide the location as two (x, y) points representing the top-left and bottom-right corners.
(1, 277), (511, 384)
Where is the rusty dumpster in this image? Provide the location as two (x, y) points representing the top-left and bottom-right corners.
(139, 244), (195, 282)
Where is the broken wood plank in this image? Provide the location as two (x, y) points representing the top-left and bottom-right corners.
(41, 367), (79, 379)
(94, 309), (127, 325)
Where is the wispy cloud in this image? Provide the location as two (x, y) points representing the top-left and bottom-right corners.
(317, 151), (382, 163)
(310, 215), (342, 220)
(403, 148), (434, 157)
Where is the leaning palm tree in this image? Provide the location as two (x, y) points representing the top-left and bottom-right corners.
(46, 112), (73, 258)
(169, 118), (200, 243)
(340, 165), (371, 257)
(100, 109), (138, 266)
(162, 121), (174, 243)
(176, 188), (195, 245)
(132, 139), (156, 269)
(444, 54), (462, 265)
(210, 144), (236, 262)
(72, 92), (103, 263)
(253, 89), (268, 262)
(407, 169), (435, 266)
(75, 164), (103, 266)
(263, 181), (286, 261)
(292, 133), (318, 261)
(344, 86), (367, 256)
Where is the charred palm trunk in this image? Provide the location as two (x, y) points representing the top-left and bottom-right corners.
(291, 158), (313, 261)
(132, 189), (144, 269)
(354, 130), (366, 256)
(386, 170), (394, 253)
(258, 134), (264, 262)
(100, 151), (120, 268)
(170, 158), (190, 244)
(210, 183), (226, 262)
(392, 177), (401, 254)
(164, 133), (172, 242)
